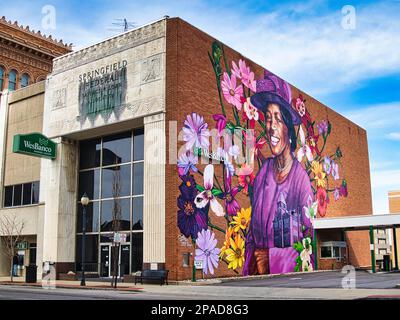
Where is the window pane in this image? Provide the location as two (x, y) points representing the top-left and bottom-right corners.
(0, 67), (4, 91)
(132, 197), (143, 231)
(100, 199), (130, 232)
(102, 165), (131, 199)
(4, 186), (13, 207)
(77, 201), (99, 233)
(102, 132), (131, 166)
(21, 74), (29, 88)
(8, 70), (17, 91)
(22, 183), (32, 205)
(79, 139), (101, 169)
(131, 233), (143, 272)
(76, 235), (99, 269)
(333, 246), (340, 258)
(32, 181), (40, 204)
(133, 163), (143, 195)
(13, 184), (22, 206)
(321, 246), (332, 258)
(133, 129), (144, 161)
(78, 170), (100, 200)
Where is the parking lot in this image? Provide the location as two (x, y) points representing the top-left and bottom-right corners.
(215, 271), (400, 289)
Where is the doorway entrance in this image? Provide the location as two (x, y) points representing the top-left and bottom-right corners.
(100, 243), (130, 278)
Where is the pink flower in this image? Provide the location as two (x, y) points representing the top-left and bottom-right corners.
(212, 114), (227, 136)
(296, 126), (313, 163)
(232, 60), (256, 92)
(221, 72), (243, 111)
(243, 97), (263, 129)
(243, 130), (267, 158)
(331, 162), (339, 180)
(183, 113), (210, 151)
(236, 164), (255, 195)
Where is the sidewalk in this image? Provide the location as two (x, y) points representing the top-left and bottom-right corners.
(0, 277), (144, 292)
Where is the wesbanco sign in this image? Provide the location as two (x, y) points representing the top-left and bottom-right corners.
(13, 133), (57, 160)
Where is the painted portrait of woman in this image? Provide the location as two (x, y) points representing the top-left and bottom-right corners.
(242, 71), (314, 275)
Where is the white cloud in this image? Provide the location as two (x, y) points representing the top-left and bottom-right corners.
(388, 132), (400, 141)
(371, 169), (400, 214)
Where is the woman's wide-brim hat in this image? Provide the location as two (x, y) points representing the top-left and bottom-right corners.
(250, 70), (301, 126)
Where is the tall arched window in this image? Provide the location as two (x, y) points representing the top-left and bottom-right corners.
(0, 66), (4, 91)
(21, 73), (30, 88)
(8, 70), (17, 91)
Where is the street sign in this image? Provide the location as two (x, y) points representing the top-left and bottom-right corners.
(194, 260), (203, 270)
(16, 241), (29, 250)
(13, 133), (57, 159)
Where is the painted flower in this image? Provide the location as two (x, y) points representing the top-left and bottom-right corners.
(317, 187), (328, 217)
(177, 152), (198, 176)
(212, 114), (227, 136)
(303, 195), (318, 220)
(293, 95), (307, 117)
(300, 237), (313, 272)
(311, 161), (326, 188)
(340, 179), (348, 198)
(317, 120), (329, 136)
(243, 130), (267, 158)
(195, 229), (220, 275)
(221, 72), (243, 111)
(236, 164), (255, 195)
(334, 187), (340, 201)
(224, 175), (240, 216)
(232, 59), (256, 92)
(220, 226), (235, 258)
(231, 207), (251, 233)
(228, 145), (240, 161)
(297, 126), (313, 163)
(323, 156), (332, 175)
(194, 164), (225, 217)
(178, 174), (198, 199)
(183, 113), (210, 151)
(225, 234), (245, 270)
(243, 97), (263, 129)
(307, 134), (320, 156)
(331, 161), (340, 180)
(177, 177), (208, 239)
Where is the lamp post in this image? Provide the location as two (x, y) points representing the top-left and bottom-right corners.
(80, 193), (90, 286)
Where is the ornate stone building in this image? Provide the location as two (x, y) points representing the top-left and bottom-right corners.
(0, 16), (72, 92)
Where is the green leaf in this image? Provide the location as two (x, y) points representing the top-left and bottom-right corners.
(293, 241), (304, 253)
(196, 185), (205, 192)
(212, 188), (223, 197)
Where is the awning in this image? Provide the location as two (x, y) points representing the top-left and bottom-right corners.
(312, 213), (400, 230)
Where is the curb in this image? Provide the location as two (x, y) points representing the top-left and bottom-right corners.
(0, 282), (143, 292)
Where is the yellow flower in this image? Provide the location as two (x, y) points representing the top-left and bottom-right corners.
(231, 207), (251, 233)
(225, 234), (245, 270)
(311, 161), (326, 188)
(220, 226), (235, 258)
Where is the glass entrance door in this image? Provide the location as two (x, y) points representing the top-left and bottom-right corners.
(100, 245), (110, 277)
(100, 243), (130, 278)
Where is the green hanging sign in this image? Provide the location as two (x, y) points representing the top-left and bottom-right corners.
(13, 133), (57, 160)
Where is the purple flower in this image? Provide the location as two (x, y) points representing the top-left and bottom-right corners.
(182, 113), (210, 151)
(317, 120), (329, 135)
(195, 229), (220, 275)
(224, 175), (240, 216)
(212, 114), (227, 136)
(323, 156), (332, 175)
(333, 188), (340, 201)
(179, 174), (197, 199)
(177, 175), (208, 240)
(331, 162), (339, 180)
(339, 180), (348, 198)
(178, 152), (198, 176)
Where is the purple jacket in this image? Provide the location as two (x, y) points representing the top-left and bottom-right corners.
(243, 157), (313, 275)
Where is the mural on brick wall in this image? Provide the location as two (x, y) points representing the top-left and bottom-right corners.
(176, 41), (348, 276)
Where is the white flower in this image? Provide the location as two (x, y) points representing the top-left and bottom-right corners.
(297, 126), (313, 162)
(303, 195), (318, 220)
(194, 165), (225, 217)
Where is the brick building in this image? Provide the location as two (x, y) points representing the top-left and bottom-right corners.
(0, 16), (71, 92)
(389, 191), (400, 269)
(0, 17), (376, 281)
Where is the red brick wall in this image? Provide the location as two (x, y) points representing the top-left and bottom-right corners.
(165, 18), (373, 280)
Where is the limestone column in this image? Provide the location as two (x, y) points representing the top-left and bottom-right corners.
(143, 112), (166, 270)
(40, 138), (78, 277)
(0, 90), (10, 206)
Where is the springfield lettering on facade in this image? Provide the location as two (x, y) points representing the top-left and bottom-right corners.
(13, 133), (57, 159)
(78, 60), (128, 121)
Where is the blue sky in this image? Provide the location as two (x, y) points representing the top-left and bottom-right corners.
(2, 0), (400, 214)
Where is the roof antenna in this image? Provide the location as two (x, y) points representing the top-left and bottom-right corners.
(108, 18), (137, 33)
